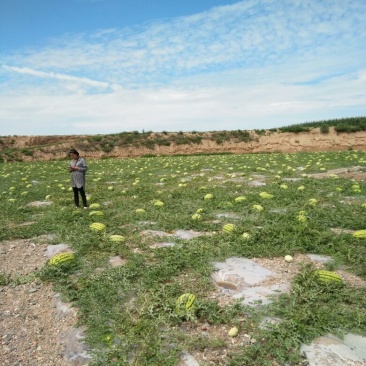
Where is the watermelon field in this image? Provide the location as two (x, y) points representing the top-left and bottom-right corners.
(1, 150), (366, 365)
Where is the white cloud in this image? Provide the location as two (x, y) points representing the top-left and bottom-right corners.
(0, 0), (365, 135)
(2, 65), (111, 89)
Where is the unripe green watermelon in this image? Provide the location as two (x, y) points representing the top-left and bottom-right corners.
(89, 203), (101, 209)
(223, 223), (236, 233)
(314, 270), (342, 283)
(175, 293), (197, 316)
(90, 222), (106, 232)
(89, 210), (104, 216)
(49, 252), (75, 266)
(108, 235), (125, 242)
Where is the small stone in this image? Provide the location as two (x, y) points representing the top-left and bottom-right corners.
(108, 256), (126, 267)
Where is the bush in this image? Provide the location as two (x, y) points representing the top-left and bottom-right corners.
(334, 125), (351, 133)
(320, 125), (329, 134)
(100, 140), (115, 152)
(21, 148), (33, 156)
(279, 126), (310, 133)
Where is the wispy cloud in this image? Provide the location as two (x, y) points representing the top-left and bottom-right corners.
(3, 65), (111, 89)
(0, 0), (365, 135)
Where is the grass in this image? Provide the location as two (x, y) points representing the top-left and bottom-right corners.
(1, 150), (366, 365)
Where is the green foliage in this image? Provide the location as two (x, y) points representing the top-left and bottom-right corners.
(279, 116), (366, 133)
(21, 148), (33, 156)
(0, 273), (11, 286)
(279, 125), (311, 133)
(2, 149), (366, 365)
(320, 125), (329, 133)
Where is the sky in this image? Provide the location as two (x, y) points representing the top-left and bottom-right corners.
(0, 0), (365, 136)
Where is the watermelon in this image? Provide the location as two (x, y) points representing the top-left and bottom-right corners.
(353, 230), (366, 238)
(176, 293), (197, 316)
(89, 203), (101, 209)
(314, 270), (342, 283)
(90, 222), (106, 232)
(49, 252), (75, 266)
(89, 210), (104, 216)
(223, 224), (236, 233)
(235, 196), (246, 203)
(108, 235), (125, 242)
(191, 213), (202, 220)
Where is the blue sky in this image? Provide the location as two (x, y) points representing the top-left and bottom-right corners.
(1, 0), (365, 136)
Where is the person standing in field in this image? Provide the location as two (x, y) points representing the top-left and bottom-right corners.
(68, 149), (88, 208)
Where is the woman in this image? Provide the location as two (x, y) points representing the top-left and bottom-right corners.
(68, 149), (88, 208)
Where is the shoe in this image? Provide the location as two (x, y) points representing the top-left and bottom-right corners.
(83, 206), (88, 209)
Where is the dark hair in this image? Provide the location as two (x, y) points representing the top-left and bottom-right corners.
(69, 149), (79, 156)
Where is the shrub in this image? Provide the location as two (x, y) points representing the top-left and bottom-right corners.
(21, 148), (33, 156)
(320, 125), (329, 134)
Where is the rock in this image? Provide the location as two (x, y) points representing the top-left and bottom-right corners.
(58, 327), (92, 365)
(177, 351), (200, 366)
(300, 333), (366, 366)
(46, 244), (70, 258)
(108, 256), (126, 267)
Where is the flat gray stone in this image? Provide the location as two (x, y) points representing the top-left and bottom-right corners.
(53, 293), (75, 319)
(213, 257), (274, 286)
(141, 229), (208, 240)
(234, 284), (290, 305)
(58, 327), (92, 366)
(27, 201), (52, 207)
(248, 180), (266, 187)
(150, 242), (178, 249)
(173, 230), (208, 239)
(306, 254), (332, 264)
(108, 256), (126, 267)
(269, 208), (288, 214)
(300, 333), (366, 366)
(177, 351), (200, 366)
(46, 244), (70, 258)
(141, 230), (171, 238)
(282, 178), (302, 181)
(212, 257), (290, 306)
(215, 213), (241, 219)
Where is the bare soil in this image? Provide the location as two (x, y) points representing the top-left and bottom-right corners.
(0, 239), (74, 366)
(2, 127), (366, 162)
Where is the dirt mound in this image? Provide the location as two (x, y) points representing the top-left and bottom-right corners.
(1, 127), (366, 162)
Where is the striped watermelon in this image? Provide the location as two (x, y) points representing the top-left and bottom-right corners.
(352, 230), (366, 238)
(109, 235), (125, 242)
(90, 222), (106, 232)
(89, 203), (101, 209)
(314, 270), (342, 283)
(223, 224), (236, 233)
(89, 210), (104, 216)
(176, 293), (197, 316)
(49, 252), (75, 266)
